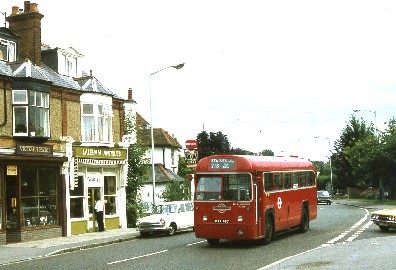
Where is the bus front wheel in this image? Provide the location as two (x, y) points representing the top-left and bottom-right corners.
(263, 215), (274, 245)
(300, 208), (309, 233)
(207, 239), (220, 246)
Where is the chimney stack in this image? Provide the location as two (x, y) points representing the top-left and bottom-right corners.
(6, 1), (44, 65)
(128, 88), (133, 100)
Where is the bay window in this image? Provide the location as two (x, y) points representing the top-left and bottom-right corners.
(13, 90), (50, 137)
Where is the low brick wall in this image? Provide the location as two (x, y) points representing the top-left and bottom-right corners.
(6, 227), (62, 243)
(21, 227), (62, 242)
(0, 232), (5, 245)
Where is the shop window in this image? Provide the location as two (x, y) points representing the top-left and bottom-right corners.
(81, 103), (112, 143)
(104, 176), (116, 215)
(70, 175), (84, 218)
(13, 90), (50, 137)
(21, 167), (58, 227)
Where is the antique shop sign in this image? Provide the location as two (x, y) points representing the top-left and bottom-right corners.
(16, 143), (53, 156)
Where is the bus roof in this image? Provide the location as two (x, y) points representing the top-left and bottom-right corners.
(196, 155), (315, 172)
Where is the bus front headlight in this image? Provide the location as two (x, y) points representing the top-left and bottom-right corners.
(202, 215), (208, 221)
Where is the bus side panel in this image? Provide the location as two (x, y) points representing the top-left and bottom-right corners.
(263, 192), (289, 232)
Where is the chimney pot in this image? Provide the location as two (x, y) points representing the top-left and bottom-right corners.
(30, 3), (38, 12)
(128, 88), (133, 100)
(11, 6), (19, 15)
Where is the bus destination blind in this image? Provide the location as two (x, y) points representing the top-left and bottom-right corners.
(210, 158), (236, 170)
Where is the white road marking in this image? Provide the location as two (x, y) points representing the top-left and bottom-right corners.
(107, 249), (168, 265)
(259, 207), (373, 269)
(186, 240), (206, 246)
(326, 208), (369, 245)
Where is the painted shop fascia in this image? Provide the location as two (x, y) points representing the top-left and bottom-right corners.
(68, 145), (128, 236)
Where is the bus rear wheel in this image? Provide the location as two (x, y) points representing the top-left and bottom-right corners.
(263, 215), (274, 245)
(207, 239), (220, 246)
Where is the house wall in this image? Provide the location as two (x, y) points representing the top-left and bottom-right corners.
(141, 182), (167, 205)
(145, 147), (180, 174)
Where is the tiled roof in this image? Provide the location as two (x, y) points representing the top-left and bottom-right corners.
(142, 163), (184, 183)
(138, 128), (182, 149)
(76, 71), (116, 97)
(136, 112), (149, 127)
(8, 60), (82, 90)
(4, 60), (123, 98)
(0, 61), (12, 76)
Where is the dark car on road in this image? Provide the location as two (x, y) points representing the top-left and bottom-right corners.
(317, 190), (331, 205)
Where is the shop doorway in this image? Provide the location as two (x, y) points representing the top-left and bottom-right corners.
(5, 175), (19, 231)
(88, 187), (101, 232)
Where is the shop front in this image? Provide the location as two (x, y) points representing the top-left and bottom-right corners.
(69, 146), (127, 235)
(0, 143), (66, 244)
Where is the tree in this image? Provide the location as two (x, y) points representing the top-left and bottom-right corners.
(313, 161), (332, 191)
(259, 149), (274, 156)
(124, 112), (150, 227)
(229, 147), (255, 155)
(159, 179), (191, 202)
(177, 154), (189, 179)
(197, 131), (231, 160)
(332, 115), (375, 189)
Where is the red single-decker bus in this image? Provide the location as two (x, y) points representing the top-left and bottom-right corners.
(194, 155), (317, 245)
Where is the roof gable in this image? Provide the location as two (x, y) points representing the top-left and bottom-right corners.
(138, 128), (182, 148)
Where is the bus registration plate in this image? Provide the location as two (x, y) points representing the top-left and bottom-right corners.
(214, 219), (230, 223)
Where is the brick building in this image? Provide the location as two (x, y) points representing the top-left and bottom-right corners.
(0, 1), (131, 243)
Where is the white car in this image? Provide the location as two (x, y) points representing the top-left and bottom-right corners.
(137, 201), (194, 236)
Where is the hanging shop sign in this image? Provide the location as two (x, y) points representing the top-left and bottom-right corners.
(16, 142), (53, 156)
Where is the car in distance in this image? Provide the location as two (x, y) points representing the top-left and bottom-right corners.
(371, 208), (396, 231)
(317, 190), (332, 205)
(136, 201), (194, 236)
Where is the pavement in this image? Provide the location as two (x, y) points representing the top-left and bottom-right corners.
(0, 200), (395, 269)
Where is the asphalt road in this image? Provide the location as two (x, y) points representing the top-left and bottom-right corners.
(1, 203), (387, 270)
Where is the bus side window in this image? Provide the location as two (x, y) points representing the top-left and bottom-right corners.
(292, 172), (299, 188)
(300, 172), (307, 187)
(264, 173), (273, 191)
(274, 173), (282, 190)
(284, 173), (291, 189)
(307, 171), (314, 186)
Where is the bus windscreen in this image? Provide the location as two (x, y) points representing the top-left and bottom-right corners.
(195, 174), (251, 201)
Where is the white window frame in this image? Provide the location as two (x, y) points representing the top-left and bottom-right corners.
(12, 90), (50, 137)
(81, 96), (113, 143)
(0, 39), (17, 62)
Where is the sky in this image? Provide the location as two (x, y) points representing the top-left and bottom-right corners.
(3, 0), (396, 161)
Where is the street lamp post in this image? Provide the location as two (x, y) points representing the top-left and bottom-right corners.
(314, 136), (333, 194)
(149, 63), (184, 207)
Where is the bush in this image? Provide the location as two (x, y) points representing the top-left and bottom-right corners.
(360, 188), (379, 200)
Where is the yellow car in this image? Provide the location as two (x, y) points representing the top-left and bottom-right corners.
(371, 208), (396, 231)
